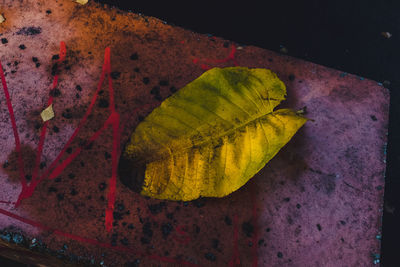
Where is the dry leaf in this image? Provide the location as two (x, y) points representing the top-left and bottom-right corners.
(119, 67), (307, 201)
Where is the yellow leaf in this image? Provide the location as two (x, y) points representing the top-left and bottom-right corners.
(119, 67), (307, 201)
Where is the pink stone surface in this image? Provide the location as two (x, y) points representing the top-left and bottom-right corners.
(0, 1), (389, 266)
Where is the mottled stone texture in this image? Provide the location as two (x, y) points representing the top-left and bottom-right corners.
(0, 0), (388, 266)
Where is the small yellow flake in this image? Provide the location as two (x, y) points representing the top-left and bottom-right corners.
(75, 0), (89, 5)
(40, 104), (54, 122)
(0, 14), (5, 24)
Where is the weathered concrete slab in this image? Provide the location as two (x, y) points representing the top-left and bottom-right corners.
(0, 1), (388, 266)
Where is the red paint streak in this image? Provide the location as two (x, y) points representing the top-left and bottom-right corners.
(0, 207), (200, 267)
(0, 200), (15, 205)
(28, 42), (67, 206)
(0, 61), (27, 193)
(192, 45), (238, 70)
(0, 42), (123, 232)
(228, 215), (241, 267)
(172, 225), (191, 244)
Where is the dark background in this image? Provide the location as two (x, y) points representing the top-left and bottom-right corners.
(1, 0), (399, 266)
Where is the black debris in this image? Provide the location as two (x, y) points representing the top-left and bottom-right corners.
(32, 57), (38, 62)
(161, 222), (173, 238)
(224, 216), (232, 226)
(130, 53), (139, 60)
(1, 38), (7, 44)
(110, 71), (121, 79)
(142, 77), (150, 84)
(16, 27), (42, 36)
(98, 98), (109, 108)
(52, 126), (59, 133)
(204, 252), (216, 261)
(50, 88), (61, 97)
(52, 54), (59, 60)
(159, 80), (169, 86)
(18, 44), (26, 50)
(76, 85), (82, 91)
(99, 182), (107, 191)
(242, 222), (254, 237)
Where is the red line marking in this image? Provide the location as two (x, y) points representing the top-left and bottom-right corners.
(0, 207), (200, 267)
(172, 225), (191, 244)
(29, 42), (67, 200)
(228, 215), (241, 267)
(0, 61), (27, 192)
(192, 45), (238, 70)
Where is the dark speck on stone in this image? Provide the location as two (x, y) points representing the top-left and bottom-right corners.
(224, 215), (232, 226)
(2, 161), (9, 168)
(68, 173), (75, 179)
(52, 126), (59, 133)
(154, 94), (162, 101)
(205, 252), (216, 262)
(113, 211), (123, 220)
(35, 62), (41, 68)
(104, 151), (111, 160)
(52, 54), (59, 60)
(110, 71), (121, 79)
(242, 221), (254, 237)
(40, 162), (46, 169)
(134, 67), (140, 73)
(51, 63), (59, 76)
(317, 224), (322, 231)
(117, 203), (125, 211)
(70, 188), (77, 196)
(19, 44), (26, 50)
(16, 27), (42, 36)
(212, 238), (219, 249)
(340, 220), (346, 225)
(55, 177), (61, 182)
(223, 41), (230, 48)
(46, 10), (52, 14)
(125, 259), (140, 267)
(120, 237), (129, 246)
(169, 86), (177, 93)
(277, 252), (283, 258)
(284, 197), (290, 202)
(99, 182), (107, 191)
(193, 198), (205, 208)
(258, 239), (265, 245)
(76, 85), (82, 91)
(50, 88), (61, 97)
(142, 77), (150, 84)
(98, 99), (109, 108)
(128, 223), (135, 230)
(32, 57), (38, 62)
(25, 174), (32, 181)
(266, 228), (271, 232)
(66, 147), (72, 154)
(159, 80), (169, 86)
(48, 186), (57, 193)
(62, 110), (72, 119)
(148, 202), (166, 215)
(130, 53), (139, 60)
(150, 86), (160, 95)
(1, 38), (8, 44)
(289, 74), (295, 81)
(161, 222), (173, 238)
(370, 115), (377, 121)
(142, 222), (153, 237)
(57, 193), (64, 201)
(75, 93), (80, 99)
(296, 203), (301, 209)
